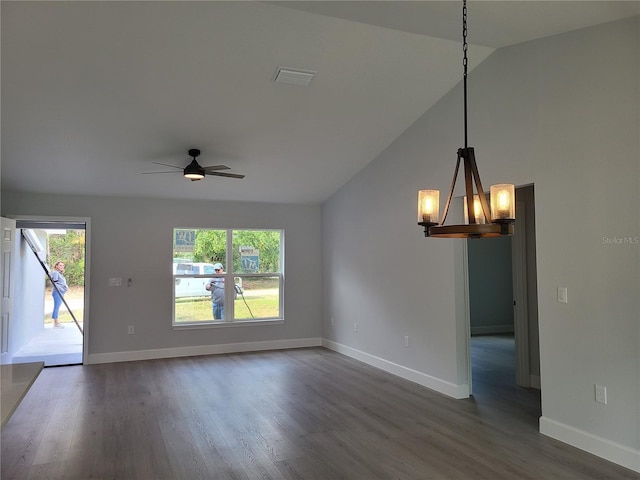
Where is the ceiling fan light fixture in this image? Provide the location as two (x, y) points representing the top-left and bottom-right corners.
(143, 147), (243, 181)
(184, 173), (204, 180)
(184, 151), (205, 180)
(184, 164), (205, 180)
(184, 170), (205, 180)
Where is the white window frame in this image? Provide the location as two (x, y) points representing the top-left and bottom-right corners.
(172, 228), (284, 328)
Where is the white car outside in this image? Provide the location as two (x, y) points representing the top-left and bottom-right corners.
(173, 262), (216, 298)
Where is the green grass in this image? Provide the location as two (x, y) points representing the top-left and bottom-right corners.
(175, 292), (280, 322)
(240, 277), (277, 288)
(45, 310), (84, 324)
(44, 285), (280, 324)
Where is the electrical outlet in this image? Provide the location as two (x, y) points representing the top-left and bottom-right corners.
(404, 336), (409, 347)
(595, 384), (607, 404)
(354, 323), (358, 333)
(128, 325), (135, 335)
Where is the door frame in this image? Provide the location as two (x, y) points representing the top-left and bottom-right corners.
(10, 215), (91, 365)
(512, 201), (530, 387)
(462, 188), (538, 394)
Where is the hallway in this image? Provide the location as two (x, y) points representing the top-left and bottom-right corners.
(470, 334), (541, 429)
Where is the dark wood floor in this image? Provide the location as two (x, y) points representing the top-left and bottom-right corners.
(470, 334), (542, 429)
(2, 344), (638, 479)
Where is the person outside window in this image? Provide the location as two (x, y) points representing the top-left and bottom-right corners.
(50, 261), (68, 328)
(206, 263), (225, 320)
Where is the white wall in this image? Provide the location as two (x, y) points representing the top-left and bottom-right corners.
(12, 230), (47, 356)
(322, 17), (639, 471)
(1, 193), (323, 361)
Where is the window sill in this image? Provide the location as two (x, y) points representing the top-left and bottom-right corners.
(172, 319), (284, 330)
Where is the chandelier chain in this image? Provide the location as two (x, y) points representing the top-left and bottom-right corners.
(462, 0), (468, 148)
(463, 1), (468, 73)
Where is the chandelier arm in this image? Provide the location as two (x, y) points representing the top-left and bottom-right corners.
(466, 148), (492, 222)
(440, 150), (463, 225)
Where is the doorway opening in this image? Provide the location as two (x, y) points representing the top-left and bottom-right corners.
(12, 219), (88, 366)
(466, 185), (540, 424)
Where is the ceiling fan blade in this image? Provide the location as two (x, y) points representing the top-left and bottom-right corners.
(206, 171), (245, 179)
(141, 171), (181, 174)
(152, 161), (183, 169)
(202, 165), (230, 172)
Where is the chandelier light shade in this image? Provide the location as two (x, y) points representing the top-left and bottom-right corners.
(490, 184), (515, 221)
(417, 0), (515, 239)
(464, 194), (486, 224)
(418, 190), (440, 224)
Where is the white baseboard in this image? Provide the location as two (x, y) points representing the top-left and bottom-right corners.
(87, 337), (322, 365)
(322, 339), (469, 399)
(540, 416), (640, 473)
(470, 325), (514, 335)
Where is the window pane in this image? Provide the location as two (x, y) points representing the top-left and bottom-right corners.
(174, 296), (218, 323)
(174, 275), (225, 323)
(174, 275), (210, 298)
(173, 228), (227, 324)
(233, 275), (280, 320)
(232, 230), (282, 274)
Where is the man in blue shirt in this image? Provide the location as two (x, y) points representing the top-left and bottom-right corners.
(206, 263), (225, 320)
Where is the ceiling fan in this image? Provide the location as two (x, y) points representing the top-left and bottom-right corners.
(143, 148), (245, 181)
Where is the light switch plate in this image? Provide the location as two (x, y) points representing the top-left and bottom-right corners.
(557, 287), (568, 303)
(595, 384), (607, 404)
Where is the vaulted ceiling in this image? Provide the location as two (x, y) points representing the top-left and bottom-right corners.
(2, 1), (638, 204)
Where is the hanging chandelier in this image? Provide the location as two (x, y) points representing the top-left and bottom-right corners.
(418, 0), (515, 239)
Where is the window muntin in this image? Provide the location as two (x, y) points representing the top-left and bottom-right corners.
(172, 229), (283, 325)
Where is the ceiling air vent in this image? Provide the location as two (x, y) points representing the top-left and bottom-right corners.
(273, 67), (316, 86)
